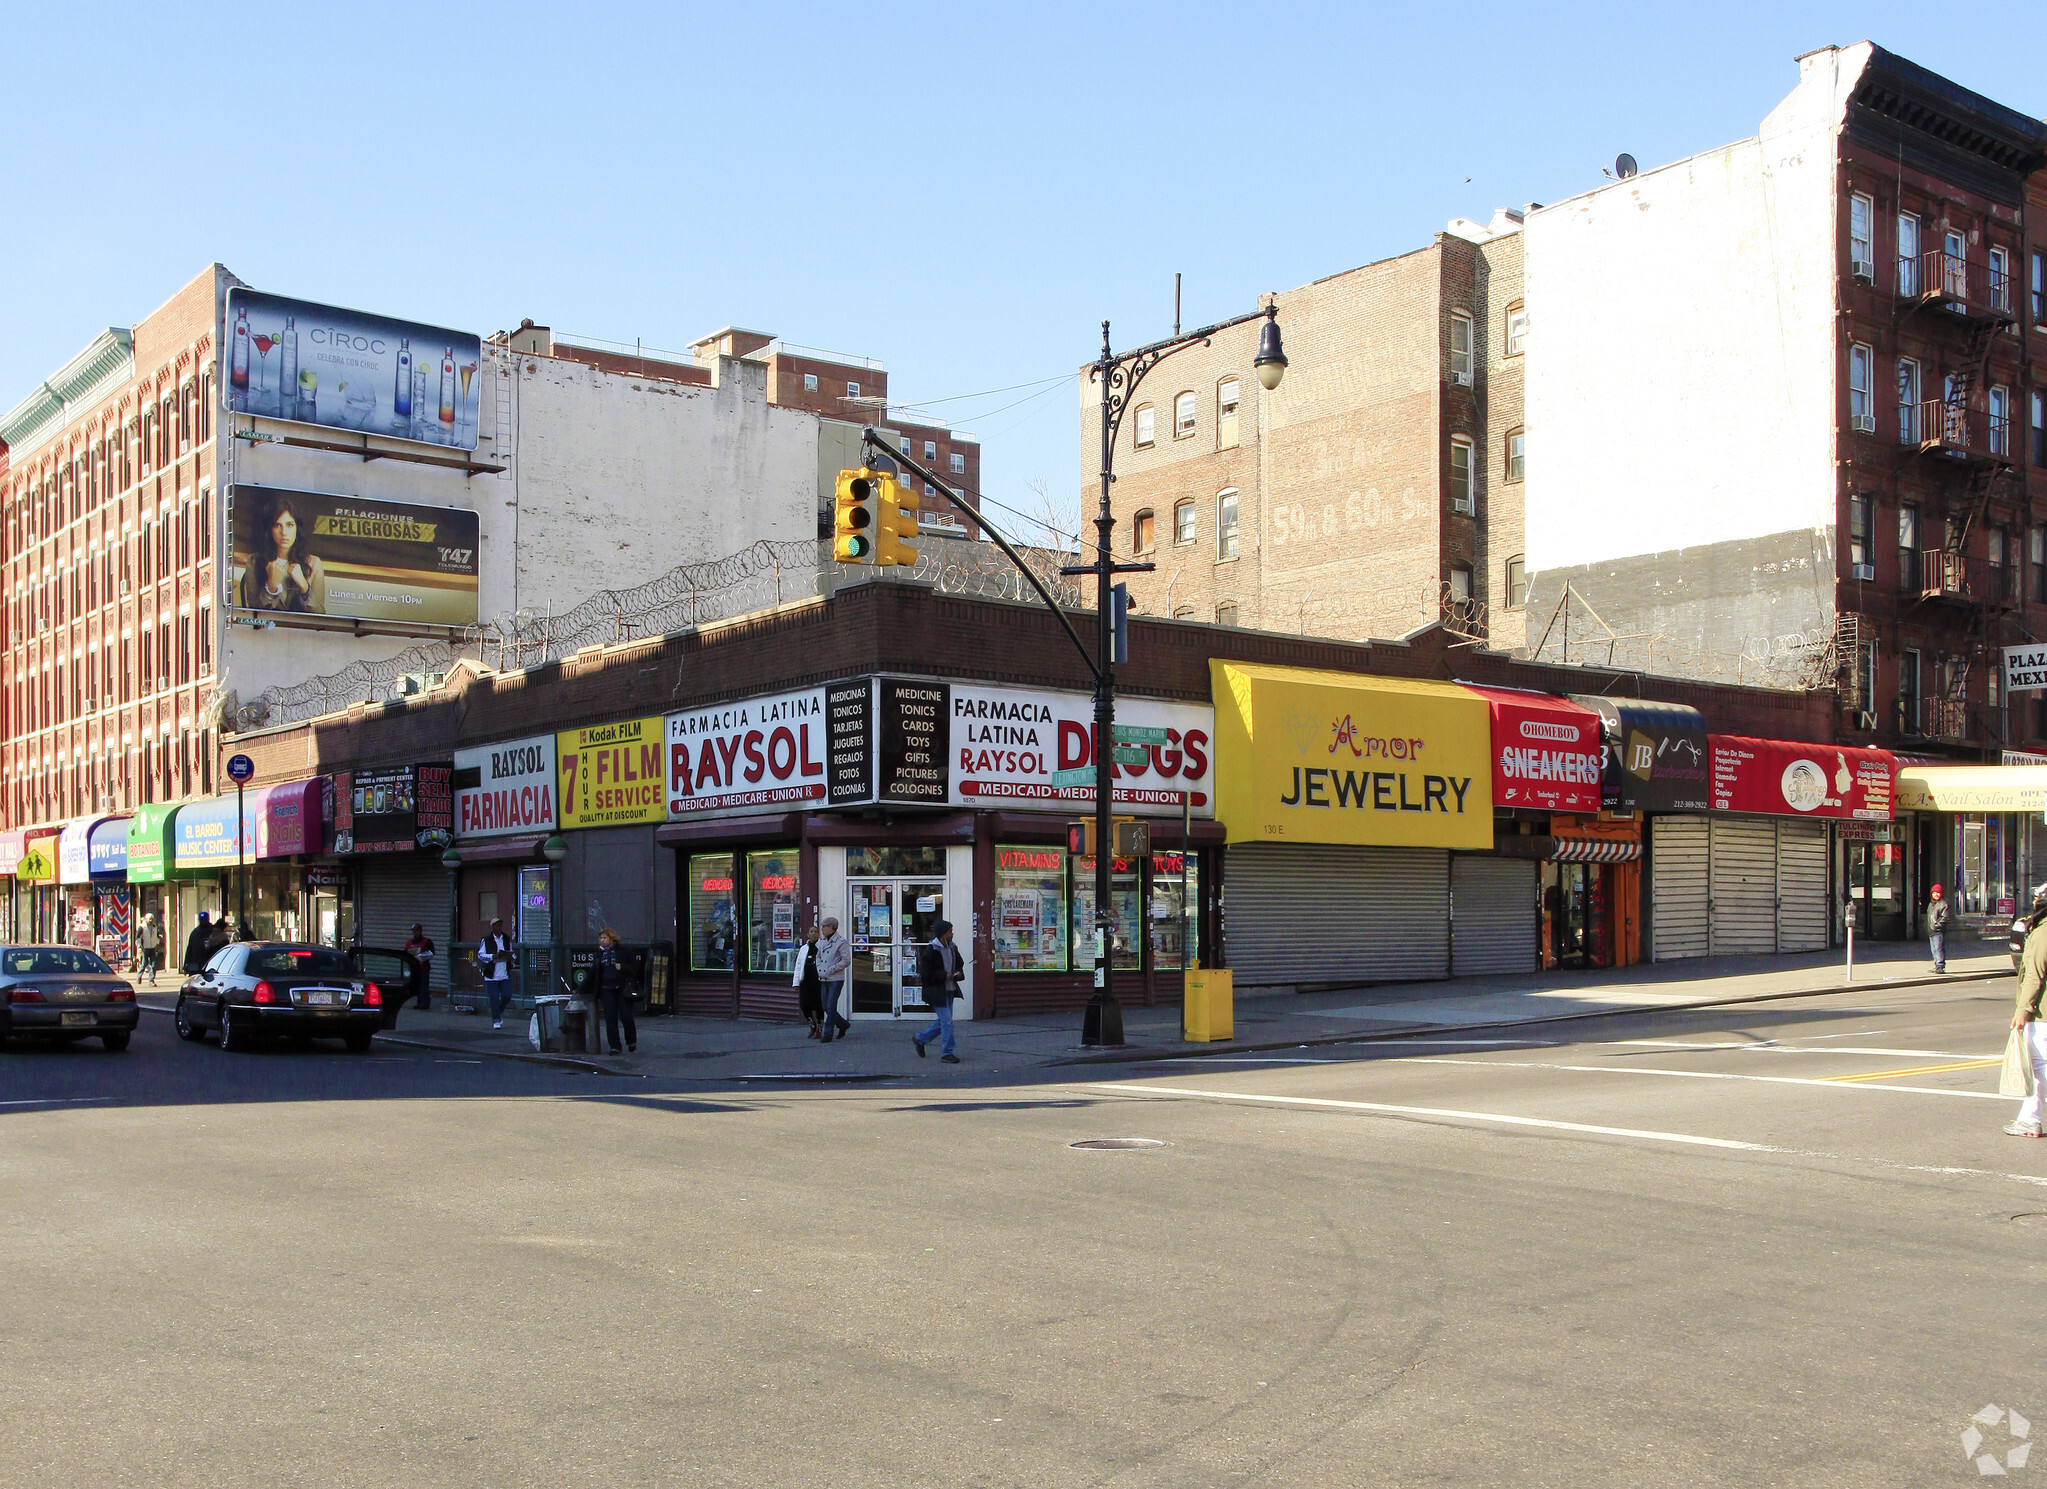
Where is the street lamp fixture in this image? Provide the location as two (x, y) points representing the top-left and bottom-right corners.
(541, 834), (569, 864)
(1253, 304), (1289, 390)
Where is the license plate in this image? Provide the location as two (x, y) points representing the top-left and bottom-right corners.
(60, 1011), (95, 1026)
(304, 991), (337, 1007)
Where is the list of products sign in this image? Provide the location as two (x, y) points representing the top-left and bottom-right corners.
(827, 679), (874, 805)
(878, 679), (950, 805)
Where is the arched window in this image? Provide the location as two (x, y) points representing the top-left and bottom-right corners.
(1132, 509), (1155, 554)
(1449, 311), (1474, 384)
(1133, 404), (1155, 448)
(1175, 391), (1197, 438)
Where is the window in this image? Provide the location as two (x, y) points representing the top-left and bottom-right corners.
(1134, 405), (1155, 448)
(1849, 193), (1874, 275)
(1505, 428), (1525, 482)
(803, 373), (818, 393)
(1072, 854), (1142, 971)
(1943, 230), (1967, 298)
(1132, 510), (1154, 554)
(1173, 605), (1195, 620)
(1505, 302), (1527, 357)
(1848, 343), (1873, 429)
(1900, 648), (1922, 733)
(1174, 391), (1197, 438)
(992, 845), (1068, 971)
(1990, 246), (2012, 311)
(2033, 526), (2047, 603)
(2034, 249), (2046, 324)
(1215, 602), (1238, 626)
(1505, 556), (1527, 609)
(1898, 357), (1921, 442)
(950, 453), (964, 475)
(1848, 494), (1873, 580)
(747, 850), (799, 974)
(1174, 500), (1195, 544)
(1897, 212), (1920, 296)
(1150, 851), (1200, 970)
(846, 381), (860, 397)
(1217, 377), (1241, 449)
(1991, 385), (2011, 457)
(1449, 437), (1474, 513)
(1216, 489), (1239, 560)
(1856, 642), (1877, 715)
(687, 853), (737, 971)
(924, 441), (936, 461)
(2035, 390), (2047, 467)
(1899, 502), (1921, 591)
(1449, 311), (1474, 384)
(1991, 526), (2012, 602)
(1448, 564), (1473, 602)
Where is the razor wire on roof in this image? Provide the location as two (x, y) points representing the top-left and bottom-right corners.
(231, 537), (1090, 732)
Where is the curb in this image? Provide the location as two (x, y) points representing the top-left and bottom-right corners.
(135, 1002), (636, 1077)
(1047, 965), (2013, 1067)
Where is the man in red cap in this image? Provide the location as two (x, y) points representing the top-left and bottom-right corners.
(1927, 883), (1950, 974)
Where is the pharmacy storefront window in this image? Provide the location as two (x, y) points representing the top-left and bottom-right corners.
(1150, 851), (1200, 970)
(688, 853), (737, 971)
(748, 850), (801, 974)
(1072, 856), (1143, 970)
(993, 845), (1069, 972)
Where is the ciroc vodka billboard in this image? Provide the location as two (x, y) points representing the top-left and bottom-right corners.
(225, 288), (485, 451)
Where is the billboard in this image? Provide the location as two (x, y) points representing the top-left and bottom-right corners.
(225, 288), (485, 449)
(559, 717), (666, 829)
(228, 485), (478, 629)
(454, 735), (558, 839)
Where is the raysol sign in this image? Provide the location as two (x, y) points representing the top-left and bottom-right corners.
(453, 734), (557, 839)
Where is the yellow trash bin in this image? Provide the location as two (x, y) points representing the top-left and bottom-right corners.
(1183, 968), (1233, 1043)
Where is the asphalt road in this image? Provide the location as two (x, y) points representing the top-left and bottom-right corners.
(3, 976), (2040, 1487)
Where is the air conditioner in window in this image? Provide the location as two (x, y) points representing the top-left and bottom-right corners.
(1852, 563), (1875, 581)
(1850, 413), (1875, 433)
(1450, 370), (1473, 387)
(1856, 710), (1878, 730)
(1452, 495), (1476, 516)
(1851, 257), (1876, 282)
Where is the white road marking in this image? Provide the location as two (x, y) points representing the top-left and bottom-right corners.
(1406, 1056), (2008, 1100)
(0, 1097), (110, 1107)
(1153, 1057), (1338, 1065)
(1607, 1040), (1988, 1059)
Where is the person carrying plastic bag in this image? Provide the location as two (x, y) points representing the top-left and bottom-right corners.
(2003, 888), (2047, 1137)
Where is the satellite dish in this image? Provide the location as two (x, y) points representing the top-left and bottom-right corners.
(1615, 153), (1638, 180)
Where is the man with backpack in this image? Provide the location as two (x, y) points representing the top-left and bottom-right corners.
(1927, 883), (1950, 974)
(912, 920), (964, 1064)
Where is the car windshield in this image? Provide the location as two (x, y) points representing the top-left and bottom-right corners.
(244, 947), (354, 977)
(3, 947), (114, 976)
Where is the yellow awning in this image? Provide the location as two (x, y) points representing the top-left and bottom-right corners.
(1896, 765), (2047, 813)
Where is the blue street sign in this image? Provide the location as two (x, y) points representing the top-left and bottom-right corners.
(227, 754), (255, 782)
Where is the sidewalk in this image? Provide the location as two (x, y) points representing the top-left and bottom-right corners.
(128, 937), (2013, 1080)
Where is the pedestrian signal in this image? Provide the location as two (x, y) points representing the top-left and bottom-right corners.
(875, 474), (921, 567)
(834, 468), (880, 564)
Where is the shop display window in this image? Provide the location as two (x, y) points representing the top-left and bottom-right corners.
(1072, 855), (1143, 970)
(1149, 851), (1200, 971)
(993, 845), (1069, 972)
(748, 850), (801, 974)
(688, 853), (737, 971)
(845, 846), (947, 878)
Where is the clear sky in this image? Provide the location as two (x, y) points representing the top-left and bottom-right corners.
(3, 2), (2040, 549)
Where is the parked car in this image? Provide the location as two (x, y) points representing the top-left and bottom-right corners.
(173, 942), (386, 1053)
(0, 944), (139, 1051)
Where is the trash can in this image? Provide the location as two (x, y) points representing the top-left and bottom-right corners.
(561, 1001), (591, 1055)
(531, 995), (568, 1053)
(1183, 969), (1233, 1043)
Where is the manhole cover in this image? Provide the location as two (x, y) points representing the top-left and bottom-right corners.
(2011, 1213), (2047, 1227)
(1069, 1138), (1168, 1151)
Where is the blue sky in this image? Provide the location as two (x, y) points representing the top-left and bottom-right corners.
(3, 3), (2040, 548)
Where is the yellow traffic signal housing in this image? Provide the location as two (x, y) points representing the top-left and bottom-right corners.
(874, 474), (921, 567)
(833, 468), (880, 564)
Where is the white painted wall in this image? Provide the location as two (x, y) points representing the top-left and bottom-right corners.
(1523, 45), (1867, 572)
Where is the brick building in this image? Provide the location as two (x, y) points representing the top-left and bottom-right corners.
(1085, 212), (1526, 647)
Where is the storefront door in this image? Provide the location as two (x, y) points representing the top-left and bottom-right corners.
(847, 878), (946, 1017)
(1845, 838), (1907, 940)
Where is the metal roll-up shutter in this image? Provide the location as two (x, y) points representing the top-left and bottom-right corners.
(356, 854), (453, 990)
(1225, 844), (1449, 989)
(1708, 817), (1777, 956)
(1451, 856), (1538, 976)
(1650, 816), (1709, 961)
(1775, 820), (1830, 953)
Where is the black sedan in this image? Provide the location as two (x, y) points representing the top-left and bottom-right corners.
(0, 945), (139, 1051)
(174, 942), (386, 1053)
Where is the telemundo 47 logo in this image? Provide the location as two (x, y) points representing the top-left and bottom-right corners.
(1961, 1404), (2030, 1475)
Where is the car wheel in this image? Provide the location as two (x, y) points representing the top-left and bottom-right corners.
(101, 1031), (131, 1051)
(343, 1030), (374, 1054)
(174, 998), (205, 1042)
(217, 1002), (249, 1053)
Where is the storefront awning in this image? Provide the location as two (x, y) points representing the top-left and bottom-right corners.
(1896, 765), (2047, 813)
(253, 779), (323, 859)
(59, 816), (130, 884)
(0, 830), (23, 878)
(1460, 684), (1604, 815)
(17, 828), (62, 885)
(125, 804), (178, 885)
(1551, 836), (1643, 863)
(171, 796), (257, 874)
(1568, 697), (1709, 812)
(449, 832), (550, 864)
(1709, 736), (1896, 820)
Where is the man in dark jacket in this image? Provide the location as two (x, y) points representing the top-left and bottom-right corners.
(182, 913), (214, 974)
(912, 920), (963, 1064)
(1928, 883), (1950, 973)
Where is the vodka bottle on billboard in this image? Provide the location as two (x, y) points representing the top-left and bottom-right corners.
(278, 318), (299, 419)
(438, 347), (456, 436)
(392, 338), (413, 429)
(297, 369), (317, 420)
(412, 366), (428, 440)
(230, 309), (251, 394)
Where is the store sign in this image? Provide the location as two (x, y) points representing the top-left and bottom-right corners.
(341, 763), (453, 853)
(1896, 766), (2047, 814)
(304, 865), (350, 891)
(944, 682), (1214, 815)
(256, 780), (323, 858)
(0, 831), (22, 876)
(124, 807), (175, 884)
(1209, 662), (1492, 848)
(1465, 686), (1603, 814)
(225, 288), (485, 449)
(173, 798), (257, 872)
(665, 688), (832, 817)
(88, 819), (129, 877)
(879, 679), (950, 805)
(58, 821), (95, 885)
(1572, 697), (1709, 813)
(826, 679), (874, 806)
(1709, 737), (1895, 820)
(454, 734), (558, 838)
(2006, 645), (2047, 694)
(227, 484), (480, 629)
(559, 716), (666, 828)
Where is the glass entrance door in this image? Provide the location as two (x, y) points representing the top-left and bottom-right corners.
(847, 878), (947, 1016)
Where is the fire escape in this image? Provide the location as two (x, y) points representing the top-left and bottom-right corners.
(1894, 242), (2020, 750)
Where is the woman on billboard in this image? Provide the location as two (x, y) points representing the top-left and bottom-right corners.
(239, 491), (328, 614)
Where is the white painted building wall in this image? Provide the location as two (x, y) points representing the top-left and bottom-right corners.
(1523, 45), (1862, 573)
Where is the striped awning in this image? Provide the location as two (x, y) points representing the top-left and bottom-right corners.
(1550, 836), (1642, 863)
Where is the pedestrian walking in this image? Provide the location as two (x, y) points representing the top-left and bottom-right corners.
(816, 916), (851, 1043)
(204, 914), (233, 959)
(182, 912), (213, 975)
(476, 918), (515, 1028)
(794, 925), (824, 1038)
(912, 919), (964, 1064)
(594, 928), (636, 1056)
(2007, 890), (2047, 1138)
(1928, 883), (1950, 973)
(138, 912), (162, 985)
(403, 922), (436, 1009)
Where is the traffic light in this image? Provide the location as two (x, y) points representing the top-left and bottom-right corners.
(874, 474), (921, 567)
(833, 468), (880, 564)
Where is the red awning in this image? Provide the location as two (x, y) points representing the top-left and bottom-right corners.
(451, 833), (550, 864)
(1460, 684), (1606, 814)
(1708, 736), (1896, 820)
